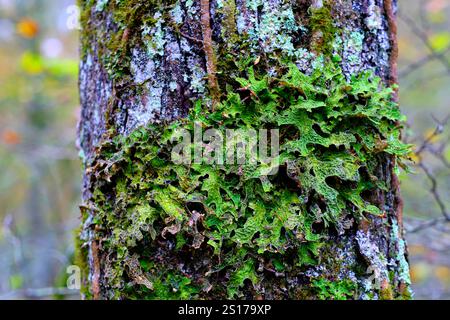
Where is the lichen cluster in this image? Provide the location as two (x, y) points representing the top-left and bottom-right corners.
(82, 59), (410, 299)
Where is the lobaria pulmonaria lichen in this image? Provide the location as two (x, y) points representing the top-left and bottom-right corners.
(80, 59), (410, 300)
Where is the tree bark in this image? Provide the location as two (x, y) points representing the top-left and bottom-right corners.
(77, 0), (411, 299)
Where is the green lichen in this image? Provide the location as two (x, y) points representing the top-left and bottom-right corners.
(78, 0), (412, 300)
(81, 59), (410, 299)
(124, 260), (200, 300)
(312, 278), (356, 300)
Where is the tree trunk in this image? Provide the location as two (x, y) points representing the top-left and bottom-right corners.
(77, 0), (412, 300)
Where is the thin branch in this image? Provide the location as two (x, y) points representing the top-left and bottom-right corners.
(415, 115), (450, 155)
(91, 240), (101, 300)
(200, 0), (220, 107)
(418, 0), (431, 32)
(406, 115), (450, 233)
(407, 217), (447, 233)
(402, 70), (450, 91)
(419, 162), (450, 221)
(399, 47), (450, 78)
(385, 0), (399, 99)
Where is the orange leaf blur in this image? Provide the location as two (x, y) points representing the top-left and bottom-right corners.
(17, 18), (39, 39)
(1, 130), (22, 145)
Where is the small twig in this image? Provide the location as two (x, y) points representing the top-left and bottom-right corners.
(384, 0), (399, 90)
(200, 0), (220, 107)
(91, 240), (101, 300)
(433, 151), (450, 169)
(402, 70), (450, 91)
(399, 12), (450, 76)
(405, 115), (450, 233)
(399, 47), (450, 78)
(407, 217), (448, 233)
(415, 115), (450, 155)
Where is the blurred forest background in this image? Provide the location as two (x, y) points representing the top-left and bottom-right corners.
(0, 0), (450, 299)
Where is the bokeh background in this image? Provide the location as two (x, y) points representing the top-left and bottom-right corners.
(0, 0), (449, 299)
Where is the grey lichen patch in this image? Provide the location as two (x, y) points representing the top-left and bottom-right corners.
(331, 0), (392, 81)
(126, 48), (164, 129)
(236, 12), (246, 35)
(142, 12), (166, 60)
(186, 61), (207, 94)
(78, 51), (113, 162)
(303, 234), (359, 290)
(334, 244), (358, 283)
(245, 1), (303, 58)
(79, 0), (210, 137)
(169, 81), (178, 92)
(338, 29), (365, 76)
(135, 84), (163, 123)
(130, 48), (156, 84)
(170, 1), (184, 24)
(356, 229), (390, 288)
(184, 0), (199, 17)
(95, 0), (109, 12)
(293, 48), (316, 74)
(363, 26), (391, 80)
(365, 0), (383, 32)
(390, 220), (412, 286)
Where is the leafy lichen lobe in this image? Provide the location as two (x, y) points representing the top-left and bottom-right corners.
(81, 59), (410, 299)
